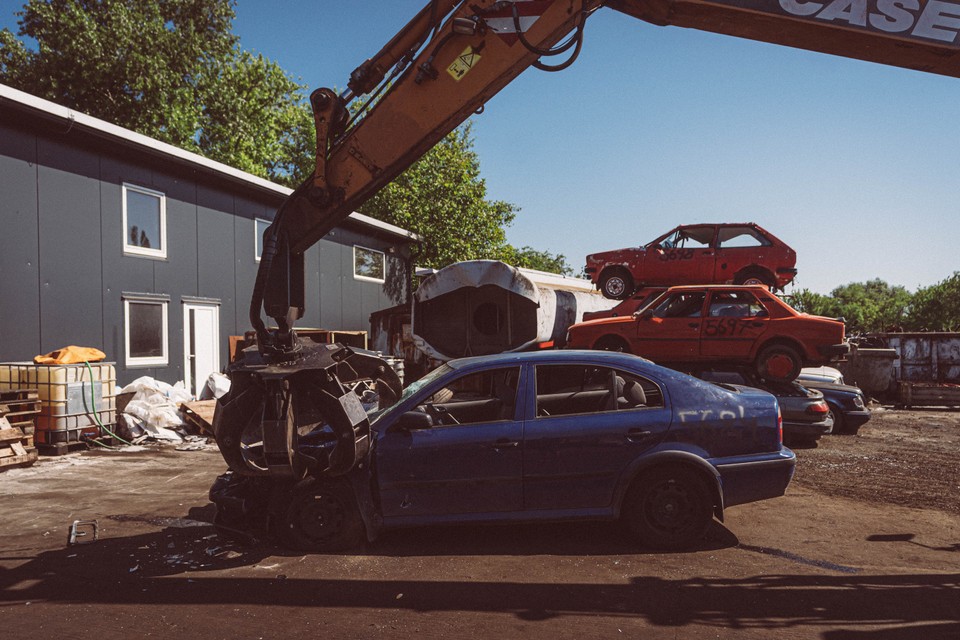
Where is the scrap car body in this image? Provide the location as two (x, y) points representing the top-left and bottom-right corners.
(585, 223), (798, 299)
(211, 350), (795, 551)
(565, 285), (848, 381)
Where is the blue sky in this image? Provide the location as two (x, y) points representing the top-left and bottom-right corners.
(3, 1), (958, 295)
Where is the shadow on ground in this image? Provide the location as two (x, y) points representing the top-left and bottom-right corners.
(1, 504), (958, 637)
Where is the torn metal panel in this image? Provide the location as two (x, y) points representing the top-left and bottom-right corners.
(412, 260), (616, 361)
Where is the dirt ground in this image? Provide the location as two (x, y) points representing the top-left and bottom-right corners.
(0, 408), (958, 639)
(794, 406), (960, 516)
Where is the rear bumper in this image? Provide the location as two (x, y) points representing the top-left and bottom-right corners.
(714, 448), (797, 508)
(841, 409), (872, 431)
(784, 415), (833, 439)
(817, 343), (851, 358)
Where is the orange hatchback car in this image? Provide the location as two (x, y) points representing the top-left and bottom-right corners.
(585, 223), (798, 299)
(565, 285), (848, 381)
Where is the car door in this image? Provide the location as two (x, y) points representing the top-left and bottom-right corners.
(375, 365), (524, 519)
(645, 226), (717, 284)
(712, 225), (772, 282)
(523, 363), (672, 510)
(699, 290), (770, 360)
(632, 291), (706, 361)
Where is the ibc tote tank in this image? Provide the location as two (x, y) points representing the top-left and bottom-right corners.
(412, 260), (617, 361)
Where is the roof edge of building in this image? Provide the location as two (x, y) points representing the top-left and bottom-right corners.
(0, 83), (420, 243)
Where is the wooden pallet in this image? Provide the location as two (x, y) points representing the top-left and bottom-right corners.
(180, 400), (217, 436)
(0, 417), (38, 471)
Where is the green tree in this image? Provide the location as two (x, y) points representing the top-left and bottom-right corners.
(500, 245), (573, 275)
(0, 0), (309, 184)
(359, 123), (518, 270)
(906, 272), (960, 331)
(825, 279), (911, 333)
(787, 289), (838, 317)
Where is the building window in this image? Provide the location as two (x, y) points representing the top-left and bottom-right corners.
(354, 245), (386, 283)
(124, 296), (169, 367)
(255, 218), (271, 261)
(123, 183), (166, 258)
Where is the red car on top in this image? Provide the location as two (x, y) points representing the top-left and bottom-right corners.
(585, 223), (798, 299)
(565, 285), (848, 381)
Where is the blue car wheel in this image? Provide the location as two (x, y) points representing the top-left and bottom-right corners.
(623, 466), (713, 549)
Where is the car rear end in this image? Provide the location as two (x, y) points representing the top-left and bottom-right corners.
(691, 382), (796, 508)
(665, 373), (795, 508)
(770, 381), (833, 444)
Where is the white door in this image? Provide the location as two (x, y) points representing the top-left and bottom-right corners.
(183, 302), (220, 398)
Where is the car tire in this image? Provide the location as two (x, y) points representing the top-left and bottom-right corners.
(594, 335), (631, 353)
(275, 478), (364, 552)
(735, 268), (776, 289)
(622, 467), (713, 550)
(828, 406), (853, 435)
(755, 344), (802, 382)
(599, 269), (634, 300)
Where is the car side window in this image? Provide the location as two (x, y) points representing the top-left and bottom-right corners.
(535, 365), (663, 417)
(717, 226), (772, 248)
(707, 291), (766, 318)
(651, 292), (706, 318)
(421, 366), (521, 426)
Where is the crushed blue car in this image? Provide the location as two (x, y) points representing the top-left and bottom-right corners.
(211, 350), (795, 551)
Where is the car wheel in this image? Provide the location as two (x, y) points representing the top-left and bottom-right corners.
(599, 269), (634, 300)
(755, 344), (802, 382)
(594, 335), (631, 353)
(828, 406), (850, 435)
(276, 479), (364, 552)
(735, 269), (776, 289)
(622, 467), (713, 550)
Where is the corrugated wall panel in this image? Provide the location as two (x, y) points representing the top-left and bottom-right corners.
(0, 123), (41, 360)
(36, 138), (104, 355)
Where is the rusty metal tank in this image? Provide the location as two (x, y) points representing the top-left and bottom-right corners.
(412, 260), (616, 361)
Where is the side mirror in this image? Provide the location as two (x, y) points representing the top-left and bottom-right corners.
(396, 411), (434, 431)
(636, 309), (654, 320)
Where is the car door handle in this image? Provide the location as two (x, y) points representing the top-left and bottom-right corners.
(688, 322), (699, 328)
(492, 438), (519, 451)
(750, 321), (764, 327)
(626, 429), (653, 442)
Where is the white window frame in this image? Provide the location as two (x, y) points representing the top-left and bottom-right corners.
(353, 245), (386, 283)
(124, 296), (169, 367)
(122, 183), (167, 259)
(255, 218), (271, 262)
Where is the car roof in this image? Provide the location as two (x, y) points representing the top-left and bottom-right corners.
(445, 350), (693, 382)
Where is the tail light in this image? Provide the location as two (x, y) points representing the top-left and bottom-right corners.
(777, 407), (783, 444)
(807, 401), (829, 417)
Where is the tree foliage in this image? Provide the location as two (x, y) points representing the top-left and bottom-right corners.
(359, 124), (515, 270)
(905, 272), (960, 331)
(792, 280), (914, 334)
(500, 245), (574, 275)
(0, 0), (309, 183)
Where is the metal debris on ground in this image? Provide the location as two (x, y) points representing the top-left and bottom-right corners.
(67, 519), (98, 545)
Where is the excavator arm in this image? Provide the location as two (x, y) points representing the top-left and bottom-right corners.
(223, 0), (960, 484)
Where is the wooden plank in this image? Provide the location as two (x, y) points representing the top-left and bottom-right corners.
(180, 400), (217, 436)
(0, 427), (25, 444)
(0, 449), (38, 469)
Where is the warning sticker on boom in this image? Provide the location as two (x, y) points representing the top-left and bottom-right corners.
(447, 46), (481, 81)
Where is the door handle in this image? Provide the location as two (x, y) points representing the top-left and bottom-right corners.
(688, 322), (699, 328)
(492, 438), (519, 451)
(750, 321), (764, 328)
(626, 428), (653, 442)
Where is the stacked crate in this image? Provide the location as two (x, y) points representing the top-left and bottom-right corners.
(0, 390), (40, 469)
(0, 362), (117, 451)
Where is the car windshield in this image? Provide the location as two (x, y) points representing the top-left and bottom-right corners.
(368, 364), (453, 424)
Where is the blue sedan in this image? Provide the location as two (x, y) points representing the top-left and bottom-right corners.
(212, 350), (795, 551)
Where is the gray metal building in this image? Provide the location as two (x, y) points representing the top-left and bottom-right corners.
(0, 84), (417, 393)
